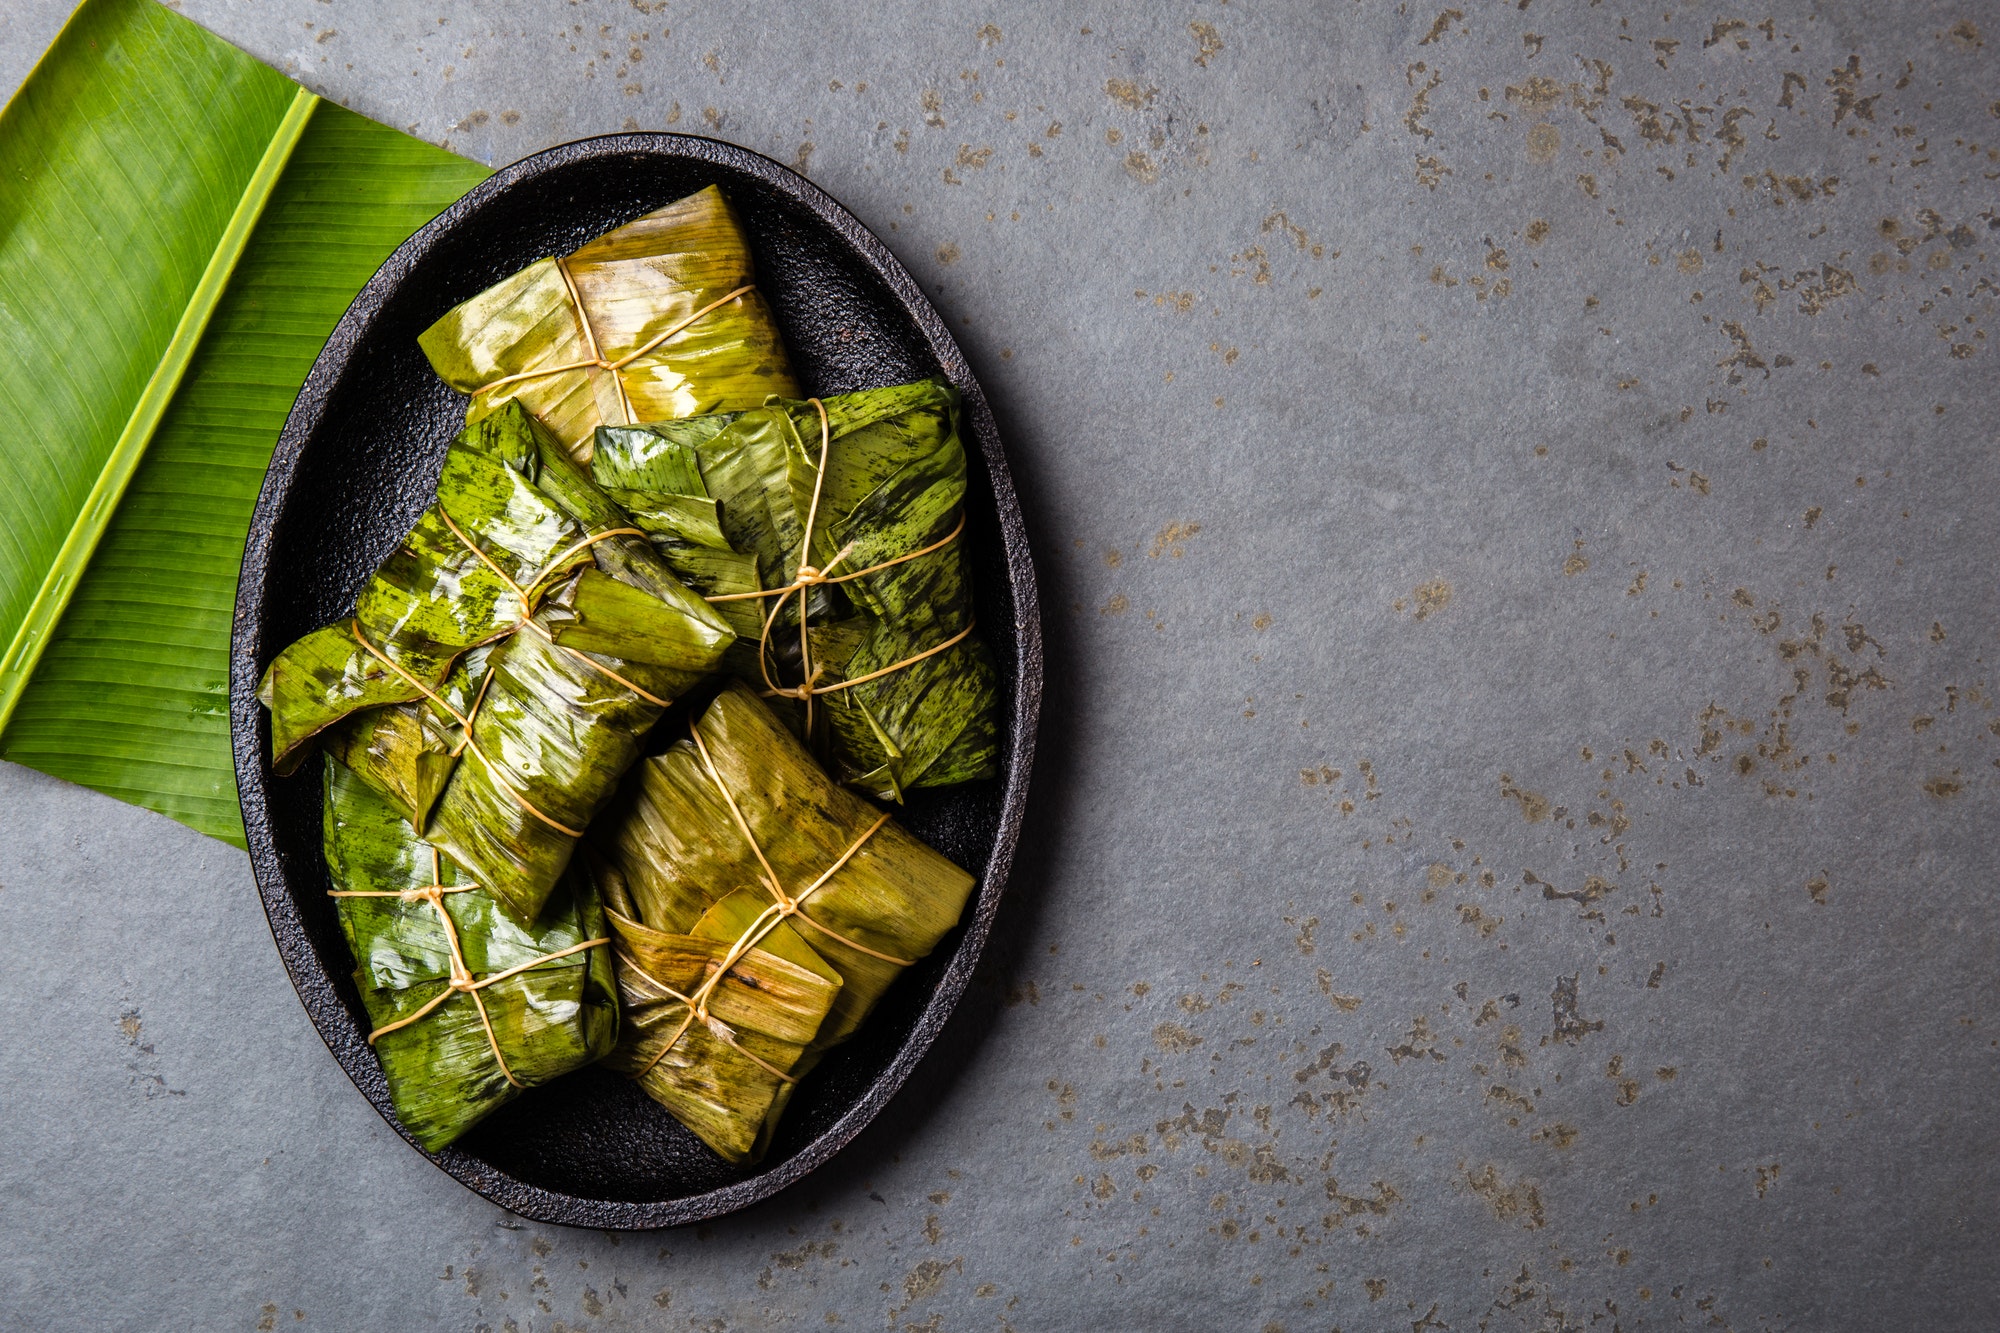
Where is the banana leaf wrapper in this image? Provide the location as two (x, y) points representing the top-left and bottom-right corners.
(323, 755), (617, 1152)
(592, 378), (1001, 800)
(418, 185), (798, 461)
(599, 682), (976, 1063)
(320, 641), (497, 832)
(264, 400), (736, 924)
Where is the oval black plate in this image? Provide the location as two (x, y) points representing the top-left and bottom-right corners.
(229, 134), (1040, 1228)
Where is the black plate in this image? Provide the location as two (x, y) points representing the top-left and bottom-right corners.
(229, 134), (1041, 1228)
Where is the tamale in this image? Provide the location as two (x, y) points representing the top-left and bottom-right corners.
(592, 378), (1001, 801)
(596, 682), (975, 1160)
(323, 755), (617, 1152)
(259, 401), (601, 775)
(582, 852), (843, 1166)
(261, 399), (735, 924)
(418, 185), (798, 461)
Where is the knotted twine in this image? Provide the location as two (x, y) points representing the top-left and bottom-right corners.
(625, 714), (912, 1085)
(329, 848), (609, 1087)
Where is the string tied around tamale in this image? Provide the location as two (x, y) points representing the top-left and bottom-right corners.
(627, 715), (912, 1084)
(700, 397), (976, 728)
(472, 264), (758, 429)
(329, 849), (609, 1089)
(348, 521), (663, 839)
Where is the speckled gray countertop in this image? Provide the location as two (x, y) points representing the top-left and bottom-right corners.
(2, 1), (1995, 1328)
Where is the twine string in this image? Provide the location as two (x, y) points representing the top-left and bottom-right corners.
(553, 256), (634, 425)
(434, 509), (669, 705)
(610, 954), (799, 1085)
(701, 512), (966, 605)
(329, 849), (609, 1088)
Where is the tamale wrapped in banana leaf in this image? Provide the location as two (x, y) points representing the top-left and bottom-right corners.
(260, 399), (735, 924)
(594, 682), (976, 1161)
(323, 755), (617, 1151)
(591, 378), (1001, 801)
(419, 185), (798, 461)
(582, 852), (842, 1166)
(259, 401), (598, 775)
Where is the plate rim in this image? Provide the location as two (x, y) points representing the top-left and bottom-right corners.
(228, 130), (1043, 1229)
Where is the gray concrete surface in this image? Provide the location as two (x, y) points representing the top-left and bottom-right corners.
(4, 0), (1998, 1328)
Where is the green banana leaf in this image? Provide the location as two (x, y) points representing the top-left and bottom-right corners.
(595, 681), (975, 1160)
(586, 419), (767, 642)
(264, 400), (735, 925)
(323, 755), (617, 1152)
(592, 379), (1001, 800)
(419, 185), (799, 462)
(0, 0), (492, 847)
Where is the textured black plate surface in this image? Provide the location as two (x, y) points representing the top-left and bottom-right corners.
(229, 134), (1041, 1229)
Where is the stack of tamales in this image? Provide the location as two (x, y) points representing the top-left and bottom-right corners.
(259, 184), (995, 1160)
